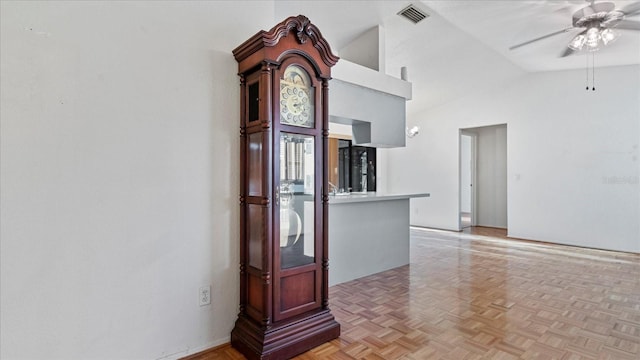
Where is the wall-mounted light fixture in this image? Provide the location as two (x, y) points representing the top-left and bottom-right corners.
(407, 125), (420, 138)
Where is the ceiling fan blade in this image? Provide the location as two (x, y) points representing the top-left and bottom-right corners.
(613, 19), (640, 30)
(620, 2), (640, 17)
(509, 27), (575, 50)
(560, 46), (577, 58)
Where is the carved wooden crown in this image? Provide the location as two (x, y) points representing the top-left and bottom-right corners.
(232, 15), (339, 68)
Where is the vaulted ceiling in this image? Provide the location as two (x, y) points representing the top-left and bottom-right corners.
(274, 1), (640, 113)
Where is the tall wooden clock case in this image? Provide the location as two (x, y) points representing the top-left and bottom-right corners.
(231, 15), (340, 360)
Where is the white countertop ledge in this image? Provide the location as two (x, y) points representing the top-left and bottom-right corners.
(329, 192), (430, 204)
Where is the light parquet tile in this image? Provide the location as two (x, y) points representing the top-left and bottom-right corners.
(186, 227), (640, 360)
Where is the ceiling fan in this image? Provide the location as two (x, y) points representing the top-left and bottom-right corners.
(509, 0), (640, 57)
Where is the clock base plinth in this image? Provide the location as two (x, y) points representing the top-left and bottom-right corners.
(231, 310), (340, 360)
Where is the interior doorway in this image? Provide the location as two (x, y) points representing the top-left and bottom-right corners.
(459, 124), (507, 230)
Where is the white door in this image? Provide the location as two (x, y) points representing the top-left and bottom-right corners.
(459, 132), (476, 229)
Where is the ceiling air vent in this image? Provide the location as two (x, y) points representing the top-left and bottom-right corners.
(397, 4), (429, 24)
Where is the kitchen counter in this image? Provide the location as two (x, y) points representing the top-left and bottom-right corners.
(329, 192), (430, 204)
(328, 192), (429, 286)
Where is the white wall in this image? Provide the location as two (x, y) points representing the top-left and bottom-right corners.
(328, 123), (353, 138)
(387, 65), (640, 253)
(1, 2), (274, 359)
(337, 26), (385, 72)
(330, 79), (406, 147)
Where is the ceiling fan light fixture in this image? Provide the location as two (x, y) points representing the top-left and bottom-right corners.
(585, 27), (601, 50)
(600, 28), (619, 45)
(568, 34), (586, 50)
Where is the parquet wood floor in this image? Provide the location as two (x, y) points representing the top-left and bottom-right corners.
(189, 227), (640, 360)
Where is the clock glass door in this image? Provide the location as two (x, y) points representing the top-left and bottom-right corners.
(279, 132), (315, 269)
(274, 61), (322, 321)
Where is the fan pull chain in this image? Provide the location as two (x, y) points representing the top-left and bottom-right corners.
(592, 52), (595, 91)
(586, 54), (589, 91)
(585, 53), (596, 92)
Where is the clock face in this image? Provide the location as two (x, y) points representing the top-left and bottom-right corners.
(280, 65), (314, 127)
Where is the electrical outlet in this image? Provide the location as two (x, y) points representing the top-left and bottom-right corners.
(199, 285), (211, 306)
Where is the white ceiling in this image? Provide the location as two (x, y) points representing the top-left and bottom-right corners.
(423, 0), (640, 71)
(274, 0), (640, 112)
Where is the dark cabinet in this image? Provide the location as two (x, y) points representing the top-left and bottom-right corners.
(337, 140), (376, 193)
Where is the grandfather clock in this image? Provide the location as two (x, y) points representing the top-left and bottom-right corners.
(231, 15), (340, 360)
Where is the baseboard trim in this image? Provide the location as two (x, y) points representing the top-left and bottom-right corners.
(506, 233), (640, 255)
(179, 343), (232, 360)
(474, 225), (507, 230)
(410, 225), (459, 232)
(413, 225), (639, 255)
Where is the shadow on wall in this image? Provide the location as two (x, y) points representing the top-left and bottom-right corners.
(209, 49), (241, 345)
